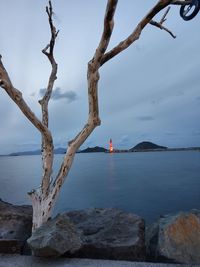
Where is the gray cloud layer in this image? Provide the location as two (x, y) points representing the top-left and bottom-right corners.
(39, 87), (78, 103)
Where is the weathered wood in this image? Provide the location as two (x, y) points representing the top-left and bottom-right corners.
(100, 0), (174, 66)
(39, 1), (59, 198)
(150, 7), (176, 39)
(28, 189), (56, 231)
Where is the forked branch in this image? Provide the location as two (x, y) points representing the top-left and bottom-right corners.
(92, 0), (118, 66)
(100, 0), (184, 66)
(150, 7), (176, 38)
(38, 1), (59, 196)
(39, 0), (59, 126)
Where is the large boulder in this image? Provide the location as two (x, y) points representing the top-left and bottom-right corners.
(0, 199), (32, 253)
(0, 200), (145, 260)
(66, 208), (145, 261)
(27, 213), (82, 257)
(146, 210), (200, 264)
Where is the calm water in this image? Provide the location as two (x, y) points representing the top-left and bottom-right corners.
(0, 151), (199, 223)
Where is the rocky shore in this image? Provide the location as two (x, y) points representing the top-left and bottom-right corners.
(0, 199), (200, 265)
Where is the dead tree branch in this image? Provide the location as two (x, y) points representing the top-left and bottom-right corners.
(100, 0), (178, 66)
(161, 6), (171, 23)
(0, 53), (53, 202)
(150, 7), (176, 39)
(0, 56), (52, 145)
(150, 20), (176, 38)
(38, 1), (59, 197)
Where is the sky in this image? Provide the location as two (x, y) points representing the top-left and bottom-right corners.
(0, 0), (199, 154)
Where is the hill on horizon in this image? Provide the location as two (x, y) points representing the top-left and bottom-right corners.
(6, 146), (108, 156)
(130, 141), (167, 151)
(78, 146), (108, 153)
(8, 147), (66, 156)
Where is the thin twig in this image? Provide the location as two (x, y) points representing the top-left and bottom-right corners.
(150, 20), (176, 38)
(160, 6), (171, 24)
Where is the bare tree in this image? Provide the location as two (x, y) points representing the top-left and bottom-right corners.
(0, 0), (192, 231)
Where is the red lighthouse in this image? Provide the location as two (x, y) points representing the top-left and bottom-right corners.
(109, 138), (113, 153)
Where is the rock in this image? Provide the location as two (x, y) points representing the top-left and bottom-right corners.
(78, 146), (108, 153)
(0, 239), (21, 254)
(66, 208), (145, 261)
(27, 213), (82, 257)
(0, 200), (145, 260)
(0, 199), (32, 254)
(146, 210), (200, 264)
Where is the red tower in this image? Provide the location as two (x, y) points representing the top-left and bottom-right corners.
(109, 138), (113, 153)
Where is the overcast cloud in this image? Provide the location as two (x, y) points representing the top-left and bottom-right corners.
(0, 0), (199, 154)
(39, 87), (78, 102)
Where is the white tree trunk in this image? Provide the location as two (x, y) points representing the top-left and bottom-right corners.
(29, 188), (57, 231)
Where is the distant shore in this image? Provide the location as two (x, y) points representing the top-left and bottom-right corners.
(0, 141), (199, 157)
(110, 147), (200, 153)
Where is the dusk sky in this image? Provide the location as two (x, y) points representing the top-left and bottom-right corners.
(0, 0), (199, 154)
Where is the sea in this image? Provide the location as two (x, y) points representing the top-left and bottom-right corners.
(0, 151), (199, 224)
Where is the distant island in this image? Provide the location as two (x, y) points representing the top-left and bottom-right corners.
(129, 141), (167, 152)
(8, 147), (66, 156)
(5, 146), (108, 156)
(2, 141), (199, 156)
(78, 146), (108, 153)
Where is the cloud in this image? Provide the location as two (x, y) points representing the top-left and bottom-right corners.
(39, 87), (78, 102)
(135, 116), (154, 121)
